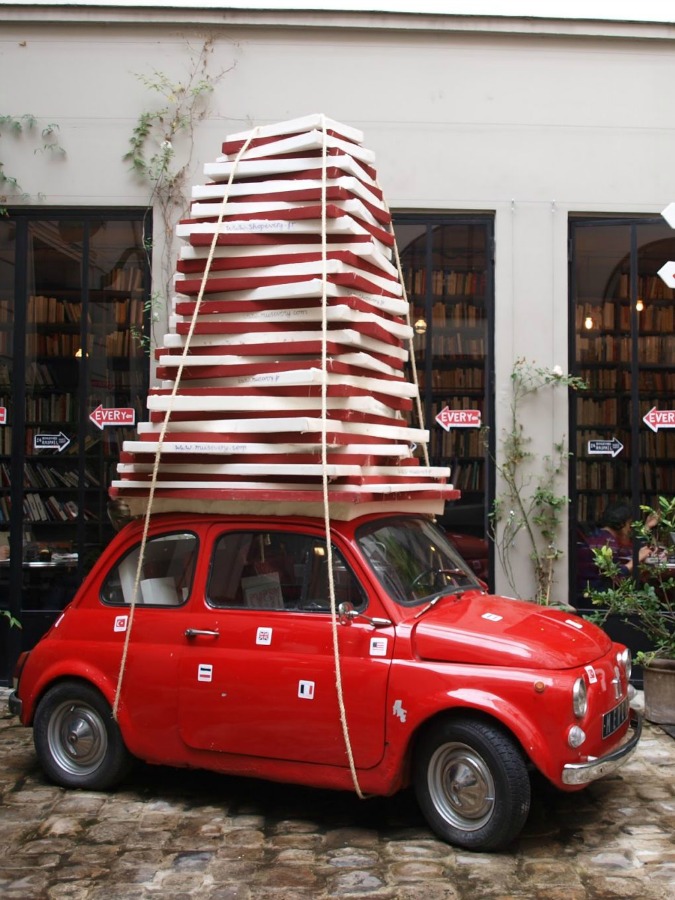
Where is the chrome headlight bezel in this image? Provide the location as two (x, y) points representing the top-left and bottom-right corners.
(572, 676), (588, 718)
(617, 647), (632, 682)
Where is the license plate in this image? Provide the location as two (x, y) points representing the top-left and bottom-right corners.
(602, 697), (629, 739)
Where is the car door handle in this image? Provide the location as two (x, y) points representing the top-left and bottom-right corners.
(184, 628), (220, 639)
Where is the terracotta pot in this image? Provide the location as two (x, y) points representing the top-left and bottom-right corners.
(643, 658), (675, 724)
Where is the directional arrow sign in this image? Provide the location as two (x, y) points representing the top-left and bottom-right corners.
(89, 405), (136, 431)
(588, 437), (624, 458)
(435, 407), (481, 432)
(657, 260), (675, 289)
(643, 406), (675, 433)
(0, 407), (6, 425)
(34, 432), (71, 453)
(662, 202), (675, 230)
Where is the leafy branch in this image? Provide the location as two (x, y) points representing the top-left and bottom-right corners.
(0, 114), (66, 213)
(587, 496), (675, 665)
(489, 358), (588, 604)
(123, 39), (231, 349)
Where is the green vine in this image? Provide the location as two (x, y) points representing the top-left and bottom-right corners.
(1, 609), (22, 629)
(488, 358), (588, 604)
(123, 39), (231, 349)
(0, 114), (66, 214)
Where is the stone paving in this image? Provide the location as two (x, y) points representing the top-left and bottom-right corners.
(1, 689), (675, 900)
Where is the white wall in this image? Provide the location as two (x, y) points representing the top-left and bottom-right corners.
(3, 13), (675, 599)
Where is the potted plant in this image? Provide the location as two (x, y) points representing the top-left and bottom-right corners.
(586, 495), (675, 724)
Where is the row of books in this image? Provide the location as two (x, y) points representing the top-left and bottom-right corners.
(576, 398), (619, 426)
(105, 329), (142, 356)
(579, 367), (675, 393)
(430, 430), (485, 459)
(404, 267), (487, 298)
(615, 273), (675, 301)
(576, 298), (675, 332)
(21, 493), (97, 523)
(575, 461), (632, 491)
(577, 335), (675, 363)
(418, 367), (485, 390)
(449, 459), (485, 492)
(27, 295), (82, 325)
(104, 267), (144, 292)
(578, 488), (673, 527)
(428, 335), (486, 356)
(22, 462), (100, 489)
(25, 394), (77, 423)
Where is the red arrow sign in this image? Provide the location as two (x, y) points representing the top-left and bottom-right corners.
(0, 407), (6, 425)
(643, 406), (675, 433)
(435, 407), (482, 432)
(89, 405), (136, 431)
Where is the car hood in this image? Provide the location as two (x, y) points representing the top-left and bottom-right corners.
(410, 592), (612, 669)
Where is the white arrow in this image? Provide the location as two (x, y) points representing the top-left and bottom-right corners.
(662, 202), (675, 230)
(657, 260), (675, 289)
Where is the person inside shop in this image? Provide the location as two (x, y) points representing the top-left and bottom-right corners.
(577, 501), (659, 595)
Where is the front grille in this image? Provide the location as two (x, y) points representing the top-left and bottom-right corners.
(602, 697), (629, 739)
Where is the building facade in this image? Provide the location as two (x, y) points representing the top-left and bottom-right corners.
(2, 1), (675, 681)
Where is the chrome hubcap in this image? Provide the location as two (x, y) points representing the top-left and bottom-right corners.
(428, 741), (495, 831)
(48, 701), (107, 775)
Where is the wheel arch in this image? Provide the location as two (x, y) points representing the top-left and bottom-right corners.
(24, 665), (130, 734)
(400, 697), (555, 788)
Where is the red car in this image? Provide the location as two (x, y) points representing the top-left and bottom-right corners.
(9, 512), (640, 852)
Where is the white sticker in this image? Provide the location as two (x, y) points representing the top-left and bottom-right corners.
(393, 699), (407, 723)
(114, 615), (128, 633)
(198, 663), (213, 682)
(370, 637), (388, 657)
(565, 618), (583, 630)
(298, 680), (315, 699)
(585, 665), (598, 683)
(256, 627), (273, 645)
(482, 612), (503, 622)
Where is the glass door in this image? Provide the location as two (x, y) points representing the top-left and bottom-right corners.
(394, 216), (494, 572)
(0, 211), (150, 683)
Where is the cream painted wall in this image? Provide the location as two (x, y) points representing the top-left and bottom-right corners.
(3, 15), (675, 600)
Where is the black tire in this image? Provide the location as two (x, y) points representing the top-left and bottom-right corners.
(413, 717), (531, 852)
(33, 681), (133, 790)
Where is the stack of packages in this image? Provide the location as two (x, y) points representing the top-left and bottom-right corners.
(109, 114), (459, 520)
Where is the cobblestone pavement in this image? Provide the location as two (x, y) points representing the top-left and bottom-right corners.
(1, 689), (674, 900)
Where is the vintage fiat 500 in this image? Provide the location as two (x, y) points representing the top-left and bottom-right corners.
(9, 512), (640, 851)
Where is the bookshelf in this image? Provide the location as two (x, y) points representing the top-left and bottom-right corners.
(571, 221), (675, 532)
(396, 217), (493, 537)
(0, 213), (149, 620)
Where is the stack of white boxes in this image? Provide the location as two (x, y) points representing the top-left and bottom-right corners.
(110, 115), (458, 519)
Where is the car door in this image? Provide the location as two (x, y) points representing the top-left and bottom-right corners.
(177, 525), (395, 769)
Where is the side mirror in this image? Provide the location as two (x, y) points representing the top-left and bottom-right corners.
(337, 602), (392, 629)
(338, 601), (355, 625)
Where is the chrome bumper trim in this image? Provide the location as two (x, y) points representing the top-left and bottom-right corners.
(562, 710), (642, 786)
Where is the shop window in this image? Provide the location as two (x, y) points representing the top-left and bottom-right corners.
(393, 216), (494, 546)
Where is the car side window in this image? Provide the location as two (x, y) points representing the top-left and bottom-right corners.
(207, 530), (365, 612)
(101, 532), (198, 607)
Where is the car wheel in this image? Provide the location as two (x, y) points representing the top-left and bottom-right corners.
(33, 681), (133, 790)
(413, 717), (531, 851)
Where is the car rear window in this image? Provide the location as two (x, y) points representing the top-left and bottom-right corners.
(101, 532), (198, 607)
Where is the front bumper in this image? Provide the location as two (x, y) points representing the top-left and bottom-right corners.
(562, 710), (642, 786)
(8, 690), (22, 718)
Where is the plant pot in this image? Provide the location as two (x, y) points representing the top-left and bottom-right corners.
(643, 659), (675, 725)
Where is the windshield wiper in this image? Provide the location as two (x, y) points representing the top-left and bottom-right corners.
(414, 586), (469, 619)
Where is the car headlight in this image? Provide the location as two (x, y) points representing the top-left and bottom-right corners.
(572, 676), (588, 718)
(617, 647), (632, 682)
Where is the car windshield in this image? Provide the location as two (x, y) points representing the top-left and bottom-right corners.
(356, 516), (483, 608)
